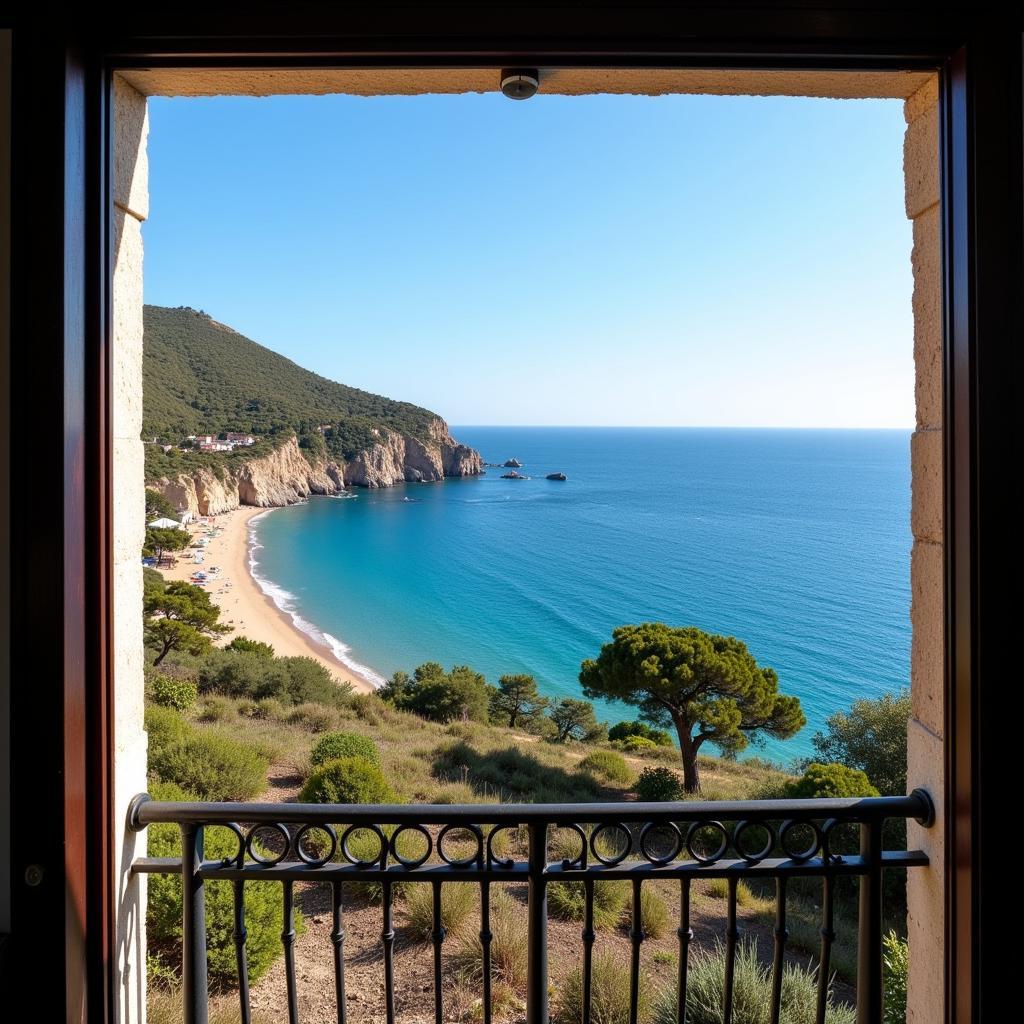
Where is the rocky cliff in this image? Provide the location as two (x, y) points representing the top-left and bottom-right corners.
(150, 419), (482, 516)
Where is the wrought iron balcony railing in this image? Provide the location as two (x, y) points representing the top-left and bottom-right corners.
(129, 792), (934, 1024)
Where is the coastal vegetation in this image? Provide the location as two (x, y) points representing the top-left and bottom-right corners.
(143, 304), (448, 467)
(140, 571), (909, 1021)
(144, 578), (232, 665)
(580, 623), (806, 792)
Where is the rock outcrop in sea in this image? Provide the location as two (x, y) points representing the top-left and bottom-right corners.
(151, 418), (482, 516)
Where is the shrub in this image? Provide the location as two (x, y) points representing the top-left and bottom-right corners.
(883, 931), (908, 1024)
(635, 766), (685, 802)
(403, 883), (477, 940)
(785, 762), (880, 799)
(576, 750), (635, 785)
(151, 675), (198, 711)
(286, 702), (338, 732)
(548, 880), (628, 929)
(146, 784), (297, 986)
(196, 649), (351, 707)
(149, 730), (269, 801)
(806, 690), (909, 795)
(636, 885), (670, 939)
(609, 721), (673, 746)
(299, 756), (397, 805)
(195, 695), (237, 723)
(227, 636), (275, 658)
(613, 735), (660, 753)
(310, 731), (382, 769)
(558, 951), (652, 1024)
(705, 878), (756, 906)
(451, 890), (528, 988)
(145, 705), (189, 762)
(339, 825), (418, 902)
(237, 698), (286, 721)
(381, 662), (490, 723)
(652, 939), (855, 1024)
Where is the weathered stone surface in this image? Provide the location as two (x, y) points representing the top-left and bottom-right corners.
(153, 422), (482, 512)
(911, 540), (944, 739)
(911, 429), (943, 544)
(912, 205), (942, 430)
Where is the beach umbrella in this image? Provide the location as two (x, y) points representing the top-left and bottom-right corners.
(148, 517), (182, 529)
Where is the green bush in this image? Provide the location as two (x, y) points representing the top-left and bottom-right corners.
(558, 951), (652, 1024)
(226, 636), (275, 658)
(613, 735), (660, 753)
(149, 730), (269, 801)
(195, 695), (237, 723)
(548, 880), (628, 929)
(609, 721), (673, 746)
(145, 705), (189, 762)
(381, 662), (490, 723)
(576, 750), (635, 785)
(286, 702), (337, 732)
(196, 649), (351, 707)
(652, 939), (855, 1024)
(635, 766), (685, 802)
(237, 698), (285, 721)
(151, 675), (198, 711)
(299, 756), (397, 804)
(785, 762), (880, 799)
(309, 731), (381, 769)
(883, 931), (908, 1024)
(146, 783), (297, 986)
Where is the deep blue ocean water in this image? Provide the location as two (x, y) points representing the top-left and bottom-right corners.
(250, 427), (911, 764)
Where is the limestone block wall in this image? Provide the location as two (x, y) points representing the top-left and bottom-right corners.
(112, 73), (149, 1024)
(903, 76), (944, 1024)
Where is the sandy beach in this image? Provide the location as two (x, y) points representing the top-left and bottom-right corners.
(158, 505), (377, 693)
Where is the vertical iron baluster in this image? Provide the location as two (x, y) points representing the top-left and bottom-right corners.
(816, 872), (836, 1024)
(331, 881), (347, 1024)
(282, 880), (298, 1024)
(856, 821), (883, 1024)
(677, 878), (692, 1024)
(581, 878), (595, 1024)
(769, 877), (788, 1024)
(526, 823), (549, 1024)
(432, 880), (446, 1024)
(181, 823), (209, 1024)
(629, 879), (644, 1024)
(233, 880), (251, 1024)
(382, 879), (396, 1024)
(480, 881), (493, 1024)
(723, 876), (739, 1024)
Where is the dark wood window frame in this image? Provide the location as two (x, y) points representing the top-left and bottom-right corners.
(5, 8), (1019, 1023)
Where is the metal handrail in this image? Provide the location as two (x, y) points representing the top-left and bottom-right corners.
(129, 790), (935, 1024)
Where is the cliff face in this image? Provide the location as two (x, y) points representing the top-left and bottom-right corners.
(151, 419), (482, 515)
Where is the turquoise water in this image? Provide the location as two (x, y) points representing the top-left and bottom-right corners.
(250, 427), (911, 764)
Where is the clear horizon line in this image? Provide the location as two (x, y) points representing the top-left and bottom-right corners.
(448, 423), (915, 430)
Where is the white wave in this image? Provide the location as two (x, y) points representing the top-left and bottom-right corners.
(247, 512), (385, 688)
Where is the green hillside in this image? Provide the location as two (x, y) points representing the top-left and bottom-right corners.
(142, 305), (440, 474)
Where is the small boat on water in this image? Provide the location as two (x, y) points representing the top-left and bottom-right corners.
(546, 472), (567, 481)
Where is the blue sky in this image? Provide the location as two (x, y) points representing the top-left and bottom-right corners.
(144, 92), (913, 427)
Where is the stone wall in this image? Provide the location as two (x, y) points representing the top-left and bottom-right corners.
(903, 75), (943, 1024)
(112, 72), (149, 1024)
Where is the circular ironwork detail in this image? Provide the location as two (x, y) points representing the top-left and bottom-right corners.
(486, 824), (517, 868)
(733, 820), (774, 864)
(554, 823), (589, 867)
(685, 821), (729, 864)
(590, 823), (632, 866)
(341, 823), (387, 867)
(780, 820), (821, 862)
(638, 821), (682, 865)
(437, 823), (483, 866)
(390, 824), (432, 869)
(294, 823), (338, 867)
(246, 822), (291, 866)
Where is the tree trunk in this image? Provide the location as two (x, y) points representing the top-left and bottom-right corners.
(676, 728), (701, 794)
(153, 641), (172, 666)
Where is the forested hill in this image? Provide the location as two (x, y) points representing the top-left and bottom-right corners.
(142, 305), (439, 459)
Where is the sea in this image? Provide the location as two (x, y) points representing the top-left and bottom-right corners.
(249, 427), (911, 765)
